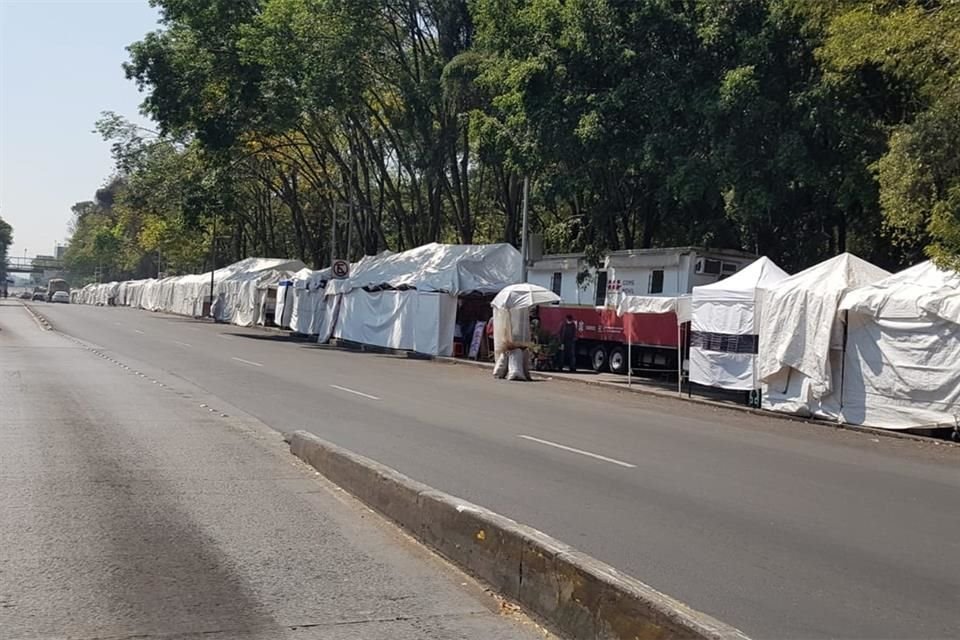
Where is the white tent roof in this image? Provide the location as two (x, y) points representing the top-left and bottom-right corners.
(288, 267), (331, 289)
(757, 253), (890, 392)
(840, 260), (960, 323)
(325, 243), (521, 296)
(617, 295), (691, 323)
(692, 256), (789, 302)
(212, 257), (306, 284)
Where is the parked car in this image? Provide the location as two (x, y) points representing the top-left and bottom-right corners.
(19, 291), (31, 300)
(51, 291), (70, 304)
(31, 290), (46, 301)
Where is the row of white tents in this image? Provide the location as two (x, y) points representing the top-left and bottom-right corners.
(73, 243), (523, 359)
(620, 253), (960, 431)
(72, 257), (308, 326)
(71, 243), (959, 431)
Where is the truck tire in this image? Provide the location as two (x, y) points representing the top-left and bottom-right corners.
(590, 345), (608, 372)
(609, 345), (628, 374)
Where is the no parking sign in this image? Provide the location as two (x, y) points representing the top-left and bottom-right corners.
(332, 259), (350, 279)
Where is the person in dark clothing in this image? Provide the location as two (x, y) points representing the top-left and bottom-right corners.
(559, 314), (577, 372)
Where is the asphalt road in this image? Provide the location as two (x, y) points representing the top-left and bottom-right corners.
(0, 301), (549, 640)
(30, 301), (960, 639)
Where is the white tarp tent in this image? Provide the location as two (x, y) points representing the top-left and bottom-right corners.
(71, 257), (305, 328)
(617, 294), (692, 392)
(326, 243), (522, 356)
(758, 253), (890, 418)
(690, 257), (789, 390)
(838, 261), (960, 429)
(206, 257), (306, 326)
(616, 294), (692, 323)
(275, 276), (297, 329)
(287, 267), (331, 334)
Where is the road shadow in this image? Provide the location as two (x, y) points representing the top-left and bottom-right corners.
(222, 331), (314, 344)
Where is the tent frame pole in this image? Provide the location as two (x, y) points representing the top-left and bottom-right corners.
(677, 321), (682, 396)
(839, 310), (848, 422)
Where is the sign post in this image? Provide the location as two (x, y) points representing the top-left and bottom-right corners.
(332, 259), (350, 280)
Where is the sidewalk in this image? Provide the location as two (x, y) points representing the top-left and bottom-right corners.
(0, 302), (550, 640)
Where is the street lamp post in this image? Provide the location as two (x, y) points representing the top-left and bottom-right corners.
(209, 212), (216, 319)
(520, 176), (530, 282)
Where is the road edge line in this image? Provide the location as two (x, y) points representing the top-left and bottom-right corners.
(288, 430), (751, 640)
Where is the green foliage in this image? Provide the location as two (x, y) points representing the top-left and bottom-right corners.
(815, 0), (960, 268)
(64, 0), (960, 277)
(0, 216), (12, 285)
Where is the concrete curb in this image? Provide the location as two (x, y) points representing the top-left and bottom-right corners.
(289, 430), (750, 640)
(21, 303), (53, 331)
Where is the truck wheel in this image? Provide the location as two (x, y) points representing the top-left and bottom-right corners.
(609, 346), (628, 374)
(590, 345), (608, 372)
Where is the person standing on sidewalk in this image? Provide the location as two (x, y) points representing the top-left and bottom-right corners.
(560, 314), (578, 372)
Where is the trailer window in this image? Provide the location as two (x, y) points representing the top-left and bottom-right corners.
(551, 272), (563, 296)
(649, 270), (664, 294)
(594, 271), (608, 307)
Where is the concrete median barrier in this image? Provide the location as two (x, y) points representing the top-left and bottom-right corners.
(288, 430), (750, 640)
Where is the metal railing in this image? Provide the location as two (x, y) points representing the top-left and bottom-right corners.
(4, 256), (64, 273)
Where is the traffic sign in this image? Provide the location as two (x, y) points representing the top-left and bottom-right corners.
(332, 259), (350, 279)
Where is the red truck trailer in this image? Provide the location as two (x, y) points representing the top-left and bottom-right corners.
(538, 305), (684, 374)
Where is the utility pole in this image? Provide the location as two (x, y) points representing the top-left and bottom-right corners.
(329, 207), (337, 267)
(520, 176), (530, 282)
(209, 212), (216, 318)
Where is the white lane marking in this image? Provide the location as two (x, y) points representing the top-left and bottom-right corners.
(134, 329), (145, 335)
(113, 322), (123, 326)
(517, 435), (636, 468)
(231, 357), (263, 367)
(173, 341), (193, 348)
(329, 384), (381, 401)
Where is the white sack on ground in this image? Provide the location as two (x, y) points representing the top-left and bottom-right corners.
(757, 253), (889, 418)
(838, 261), (960, 429)
(690, 257), (789, 390)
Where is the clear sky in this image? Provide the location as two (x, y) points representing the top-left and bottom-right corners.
(0, 0), (160, 260)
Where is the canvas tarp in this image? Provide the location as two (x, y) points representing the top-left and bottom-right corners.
(275, 278), (296, 329)
(325, 243), (521, 296)
(690, 257), (789, 390)
(837, 261), (960, 429)
(325, 243), (521, 356)
(332, 289), (458, 356)
(757, 253), (890, 418)
(280, 267), (331, 334)
(71, 257), (306, 328)
(617, 295), (691, 323)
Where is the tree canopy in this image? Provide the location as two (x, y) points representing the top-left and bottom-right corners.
(64, 0), (960, 283)
(0, 216), (12, 284)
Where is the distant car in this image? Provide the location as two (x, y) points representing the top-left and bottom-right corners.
(51, 291), (70, 304)
(31, 291), (46, 301)
(19, 291), (31, 300)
